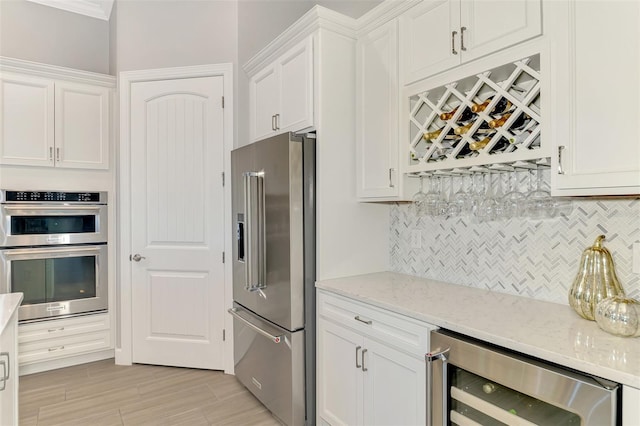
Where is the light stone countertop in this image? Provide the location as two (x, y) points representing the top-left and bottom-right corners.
(0, 293), (22, 335)
(316, 272), (640, 389)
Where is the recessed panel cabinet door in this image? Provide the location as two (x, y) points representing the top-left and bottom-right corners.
(250, 65), (279, 142)
(278, 37), (314, 133)
(0, 73), (54, 166)
(55, 81), (110, 169)
(551, 0), (640, 195)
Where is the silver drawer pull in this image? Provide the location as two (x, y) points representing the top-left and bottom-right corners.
(48, 327), (65, 332)
(354, 315), (372, 325)
(48, 346), (65, 352)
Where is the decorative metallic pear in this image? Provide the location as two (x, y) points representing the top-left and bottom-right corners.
(568, 235), (625, 320)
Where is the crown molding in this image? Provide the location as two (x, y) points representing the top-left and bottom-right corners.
(243, 5), (357, 78)
(25, 0), (114, 21)
(356, 0), (421, 36)
(0, 56), (116, 87)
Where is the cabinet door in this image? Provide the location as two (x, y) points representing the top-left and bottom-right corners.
(362, 339), (425, 426)
(278, 37), (314, 133)
(0, 310), (18, 425)
(317, 318), (364, 426)
(250, 64), (279, 142)
(0, 73), (54, 166)
(399, 0), (460, 85)
(357, 20), (400, 199)
(551, 0), (640, 195)
(460, 0), (542, 63)
(55, 81), (110, 169)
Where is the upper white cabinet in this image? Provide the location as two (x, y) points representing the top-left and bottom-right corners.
(249, 37), (313, 142)
(356, 20), (400, 200)
(0, 57), (113, 170)
(550, 0), (640, 196)
(400, 0), (542, 85)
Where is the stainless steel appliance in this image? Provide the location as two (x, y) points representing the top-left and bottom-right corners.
(0, 190), (108, 322)
(427, 329), (620, 426)
(230, 132), (315, 426)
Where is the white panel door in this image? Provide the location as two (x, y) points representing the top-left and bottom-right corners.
(130, 76), (225, 370)
(55, 81), (110, 169)
(250, 65), (278, 142)
(362, 339), (425, 426)
(317, 318), (364, 426)
(0, 73), (54, 166)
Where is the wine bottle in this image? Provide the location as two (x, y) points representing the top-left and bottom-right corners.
(469, 136), (510, 152)
(471, 97), (512, 114)
(439, 105), (475, 122)
(489, 112), (530, 129)
(454, 120), (492, 136)
(423, 127), (459, 141)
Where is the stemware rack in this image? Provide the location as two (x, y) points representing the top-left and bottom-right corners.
(406, 53), (550, 176)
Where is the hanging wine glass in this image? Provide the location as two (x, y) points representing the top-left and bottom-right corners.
(476, 174), (496, 222)
(525, 166), (553, 219)
(411, 176), (428, 215)
(448, 175), (467, 217)
(423, 175), (441, 216)
(502, 171), (526, 219)
(435, 176), (452, 217)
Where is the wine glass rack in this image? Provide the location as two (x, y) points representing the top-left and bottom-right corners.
(407, 54), (549, 175)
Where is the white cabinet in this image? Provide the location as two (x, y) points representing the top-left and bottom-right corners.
(249, 37), (313, 142)
(18, 313), (111, 367)
(0, 297), (20, 426)
(0, 59), (112, 170)
(624, 386), (640, 426)
(400, 0), (542, 85)
(317, 290), (433, 426)
(356, 19), (401, 200)
(550, 0), (640, 196)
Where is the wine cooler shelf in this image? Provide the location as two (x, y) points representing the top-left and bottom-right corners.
(408, 54), (549, 173)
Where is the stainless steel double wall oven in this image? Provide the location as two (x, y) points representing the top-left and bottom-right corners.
(0, 190), (108, 322)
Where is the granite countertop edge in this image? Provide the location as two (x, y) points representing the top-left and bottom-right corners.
(316, 271), (640, 389)
(0, 293), (23, 335)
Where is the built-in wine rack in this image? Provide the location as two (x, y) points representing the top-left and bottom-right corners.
(407, 54), (548, 173)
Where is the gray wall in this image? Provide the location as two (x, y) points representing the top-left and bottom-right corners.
(0, 0), (110, 74)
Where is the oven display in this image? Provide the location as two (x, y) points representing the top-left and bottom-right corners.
(4, 191), (101, 202)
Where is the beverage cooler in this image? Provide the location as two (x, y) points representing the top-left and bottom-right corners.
(427, 330), (620, 426)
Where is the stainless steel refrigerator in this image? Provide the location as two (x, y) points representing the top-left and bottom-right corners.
(229, 132), (315, 426)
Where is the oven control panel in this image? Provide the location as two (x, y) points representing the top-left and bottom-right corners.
(0, 190), (106, 203)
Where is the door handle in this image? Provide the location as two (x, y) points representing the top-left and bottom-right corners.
(361, 348), (368, 372)
(275, 113), (280, 130)
(228, 308), (283, 343)
(451, 31), (458, 55)
(426, 347), (450, 426)
(558, 146), (566, 175)
(272, 115), (276, 131)
(354, 315), (372, 325)
(460, 26), (467, 51)
(355, 345), (362, 368)
(129, 253), (146, 262)
(56, 147), (61, 162)
(243, 171), (266, 291)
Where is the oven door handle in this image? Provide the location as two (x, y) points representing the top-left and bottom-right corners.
(0, 245), (103, 260)
(426, 347), (450, 426)
(2, 205), (103, 214)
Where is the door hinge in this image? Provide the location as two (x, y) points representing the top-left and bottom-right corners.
(222, 171), (225, 187)
(223, 329), (226, 341)
(222, 96), (225, 108)
(222, 251), (225, 263)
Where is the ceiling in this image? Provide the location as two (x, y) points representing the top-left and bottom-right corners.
(26, 0), (114, 20)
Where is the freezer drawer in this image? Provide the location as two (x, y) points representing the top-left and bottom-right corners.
(230, 304), (305, 426)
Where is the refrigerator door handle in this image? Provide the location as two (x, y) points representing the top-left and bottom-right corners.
(228, 307), (283, 343)
(243, 171), (266, 291)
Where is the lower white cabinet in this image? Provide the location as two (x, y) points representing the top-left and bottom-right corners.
(317, 290), (434, 426)
(18, 313), (111, 368)
(0, 299), (20, 426)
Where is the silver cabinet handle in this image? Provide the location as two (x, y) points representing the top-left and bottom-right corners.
(388, 168), (395, 188)
(271, 115), (276, 131)
(0, 352), (9, 391)
(426, 347), (450, 426)
(228, 308), (283, 343)
(49, 147), (54, 161)
(361, 348), (368, 372)
(354, 315), (372, 325)
(451, 31), (458, 55)
(56, 147), (61, 162)
(275, 113), (280, 130)
(0, 361), (5, 391)
(48, 327), (65, 332)
(460, 27), (467, 51)
(130, 253), (146, 262)
(355, 345), (362, 368)
(558, 145), (566, 175)
(48, 346), (65, 352)
(243, 171), (266, 291)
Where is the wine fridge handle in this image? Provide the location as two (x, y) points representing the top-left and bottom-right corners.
(451, 31), (458, 55)
(558, 146), (566, 175)
(426, 347), (450, 426)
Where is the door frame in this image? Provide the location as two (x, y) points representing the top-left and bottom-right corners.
(117, 64), (234, 373)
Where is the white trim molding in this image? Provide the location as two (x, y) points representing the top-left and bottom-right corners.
(0, 56), (115, 87)
(25, 0), (114, 21)
(117, 64), (235, 373)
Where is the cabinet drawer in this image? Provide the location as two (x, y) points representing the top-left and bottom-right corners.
(318, 291), (434, 355)
(18, 329), (111, 365)
(18, 313), (109, 344)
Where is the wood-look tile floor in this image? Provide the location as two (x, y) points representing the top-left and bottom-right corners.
(19, 358), (283, 426)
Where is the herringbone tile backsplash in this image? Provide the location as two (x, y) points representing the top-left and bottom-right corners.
(390, 185), (640, 304)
